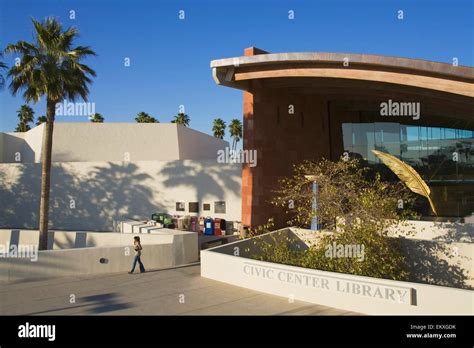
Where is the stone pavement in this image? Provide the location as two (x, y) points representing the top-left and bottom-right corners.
(0, 265), (358, 315)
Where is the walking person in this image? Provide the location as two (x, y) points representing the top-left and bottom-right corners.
(129, 236), (145, 274)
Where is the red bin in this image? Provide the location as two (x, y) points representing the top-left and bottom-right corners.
(214, 218), (226, 236)
(189, 216), (198, 232)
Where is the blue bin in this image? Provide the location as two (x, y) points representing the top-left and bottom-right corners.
(204, 217), (214, 235)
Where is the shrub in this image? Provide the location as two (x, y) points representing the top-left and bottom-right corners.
(252, 158), (419, 281)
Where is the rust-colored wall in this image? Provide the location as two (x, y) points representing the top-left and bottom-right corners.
(240, 50), (474, 228)
(242, 87), (333, 228)
(242, 89), (473, 228)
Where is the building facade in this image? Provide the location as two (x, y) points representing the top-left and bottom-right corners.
(212, 47), (474, 227)
(0, 123), (242, 230)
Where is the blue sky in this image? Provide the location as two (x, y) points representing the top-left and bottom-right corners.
(0, 0), (472, 143)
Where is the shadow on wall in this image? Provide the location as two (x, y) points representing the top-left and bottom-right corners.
(400, 239), (472, 290)
(49, 231), (96, 250)
(1, 133), (35, 163)
(159, 160), (241, 204)
(430, 222), (474, 243)
(237, 229), (472, 290)
(287, 229), (472, 290)
(0, 162), (164, 231)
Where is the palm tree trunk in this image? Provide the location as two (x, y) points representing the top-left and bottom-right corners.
(38, 99), (55, 250)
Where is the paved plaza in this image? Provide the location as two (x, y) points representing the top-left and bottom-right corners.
(0, 264), (357, 315)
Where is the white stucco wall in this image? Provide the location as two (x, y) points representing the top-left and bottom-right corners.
(177, 125), (227, 160)
(387, 220), (473, 242)
(0, 132), (33, 163)
(0, 229), (198, 282)
(0, 123), (228, 163)
(0, 160), (242, 231)
(201, 229), (474, 315)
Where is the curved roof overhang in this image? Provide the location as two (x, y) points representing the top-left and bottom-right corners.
(211, 50), (474, 100)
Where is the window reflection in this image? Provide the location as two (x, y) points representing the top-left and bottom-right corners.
(342, 122), (474, 218)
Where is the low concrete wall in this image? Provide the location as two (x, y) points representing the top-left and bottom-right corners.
(0, 229), (198, 282)
(201, 229), (474, 314)
(289, 226), (474, 288)
(387, 220), (473, 242)
(0, 228), (197, 249)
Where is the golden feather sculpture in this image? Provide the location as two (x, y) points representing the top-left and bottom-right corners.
(372, 149), (438, 216)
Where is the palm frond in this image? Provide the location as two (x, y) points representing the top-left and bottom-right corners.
(5, 17), (96, 104)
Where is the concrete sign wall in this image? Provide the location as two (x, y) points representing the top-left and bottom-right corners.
(201, 230), (474, 315)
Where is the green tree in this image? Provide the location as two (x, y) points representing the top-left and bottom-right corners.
(5, 17), (96, 250)
(36, 115), (47, 126)
(212, 118), (226, 139)
(15, 104), (35, 132)
(171, 113), (190, 127)
(135, 111), (158, 123)
(228, 118), (242, 152)
(89, 112), (104, 123)
(253, 158), (420, 281)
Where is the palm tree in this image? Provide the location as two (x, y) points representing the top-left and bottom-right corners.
(172, 113), (190, 127)
(15, 104), (35, 132)
(5, 17), (96, 250)
(0, 53), (6, 90)
(89, 112), (104, 123)
(135, 111), (158, 123)
(229, 119), (243, 152)
(212, 118), (226, 139)
(36, 115), (47, 126)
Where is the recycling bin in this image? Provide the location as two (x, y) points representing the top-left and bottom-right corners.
(178, 216), (191, 230)
(204, 217), (214, 235)
(151, 213), (164, 222)
(152, 213), (172, 225)
(198, 217), (206, 233)
(213, 218), (226, 236)
(168, 216), (179, 229)
(189, 216), (198, 232)
(225, 220), (234, 235)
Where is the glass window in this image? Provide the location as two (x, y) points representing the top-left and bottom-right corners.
(214, 201), (226, 214)
(189, 202), (199, 213)
(445, 128), (456, 140)
(176, 202), (185, 212)
(341, 121), (474, 218)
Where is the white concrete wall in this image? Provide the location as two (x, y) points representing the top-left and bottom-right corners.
(0, 241), (198, 282)
(387, 220), (473, 242)
(0, 160), (242, 231)
(24, 124), (44, 162)
(0, 228), (197, 249)
(177, 125), (228, 160)
(0, 132), (4, 162)
(0, 123), (228, 163)
(201, 230), (474, 315)
(288, 226), (474, 287)
(0, 228), (198, 282)
(0, 132), (34, 163)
